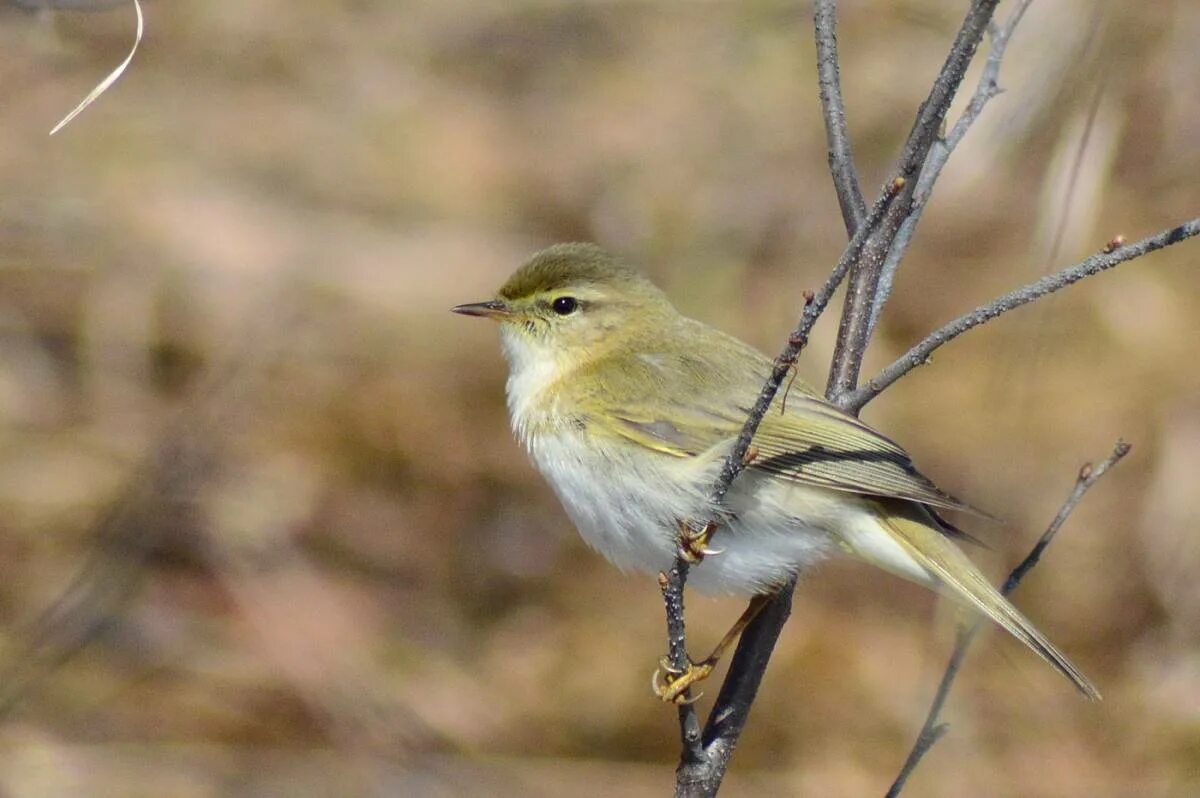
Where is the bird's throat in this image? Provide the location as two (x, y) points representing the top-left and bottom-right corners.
(500, 328), (575, 441)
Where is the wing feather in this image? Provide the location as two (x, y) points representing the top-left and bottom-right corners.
(569, 335), (989, 518)
(750, 395), (983, 514)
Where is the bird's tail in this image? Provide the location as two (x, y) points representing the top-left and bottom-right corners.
(859, 502), (1100, 700)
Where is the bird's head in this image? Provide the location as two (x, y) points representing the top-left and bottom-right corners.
(452, 243), (675, 372)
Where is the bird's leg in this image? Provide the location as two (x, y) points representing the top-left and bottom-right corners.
(678, 519), (722, 563)
(653, 594), (771, 703)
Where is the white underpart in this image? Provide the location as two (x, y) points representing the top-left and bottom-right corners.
(500, 327), (564, 440)
(498, 326), (932, 596)
(838, 512), (938, 587)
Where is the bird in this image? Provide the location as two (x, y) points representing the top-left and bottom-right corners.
(452, 242), (1099, 702)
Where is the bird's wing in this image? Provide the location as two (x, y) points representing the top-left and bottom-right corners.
(750, 394), (985, 515)
(584, 345), (986, 517)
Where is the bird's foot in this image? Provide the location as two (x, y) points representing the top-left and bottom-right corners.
(652, 655), (716, 704)
(649, 595), (771, 704)
(678, 520), (722, 564)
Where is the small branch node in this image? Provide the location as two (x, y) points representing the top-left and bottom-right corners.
(1102, 234), (1126, 253)
(850, 218), (1200, 411)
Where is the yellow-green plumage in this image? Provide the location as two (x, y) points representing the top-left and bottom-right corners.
(455, 242), (1099, 699)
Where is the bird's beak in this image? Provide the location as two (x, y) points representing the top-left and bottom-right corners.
(451, 300), (512, 320)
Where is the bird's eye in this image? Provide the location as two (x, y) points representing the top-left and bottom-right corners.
(551, 296), (579, 315)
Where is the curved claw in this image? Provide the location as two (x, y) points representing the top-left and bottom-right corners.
(677, 521), (723, 563)
(653, 664), (702, 704)
(651, 657), (716, 704)
(658, 655), (683, 675)
(679, 548), (723, 564)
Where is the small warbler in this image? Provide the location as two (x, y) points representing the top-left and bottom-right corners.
(453, 242), (1098, 701)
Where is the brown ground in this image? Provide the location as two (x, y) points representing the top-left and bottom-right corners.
(0, 1), (1198, 796)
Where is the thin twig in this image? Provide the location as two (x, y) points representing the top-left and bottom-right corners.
(1002, 442), (1130, 594)
(666, 1), (1192, 793)
(663, 180), (907, 763)
(826, 0), (1002, 399)
(709, 178), (905, 509)
(677, 579), (794, 798)
(841, 218), (1200, 412)
(886, 439), (1131, 797)
(814, 0), (866, 238)
(672, 4), (1004, 793)
(661, 563), (705, 764)
(870, 0), (1035, 335)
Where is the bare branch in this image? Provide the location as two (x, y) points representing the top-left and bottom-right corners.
(676, 582), (794, 798)
(671, 4), (1006, 793)
(870, 0), (1035, 335)
(708, 178), (905, 510)
(660, 564), (705, 764)
(841, 218), (1200, 412)
(826, 0), (1002, 399)
(1002, 441), (1131, 594)
(886, 440), (1131, 797)
(663, 180), (907, 760)
(666, 2), (1193, 794)
(814, 0), (866, 238)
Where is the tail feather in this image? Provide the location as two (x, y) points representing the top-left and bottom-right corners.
(871, 504), (1100, 700)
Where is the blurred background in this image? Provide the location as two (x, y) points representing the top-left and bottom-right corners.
(0, 0), (1197, 795)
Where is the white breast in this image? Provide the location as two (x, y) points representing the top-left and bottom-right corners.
(518, 425), (842, 596)
(500, 327), (565, 440)
(527, 430), (686, 575)
(498, 327), (839, 596)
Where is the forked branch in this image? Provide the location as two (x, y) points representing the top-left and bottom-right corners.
(664, 178), (908, 768)
(886, 440), (1131, 797)
(667, 0), (1197, 794)
(672, 2), (1006, 794)
(841, 219), (1200, 413)
(826, 0), (1002, 398)
(870, 0), (1035, 333)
